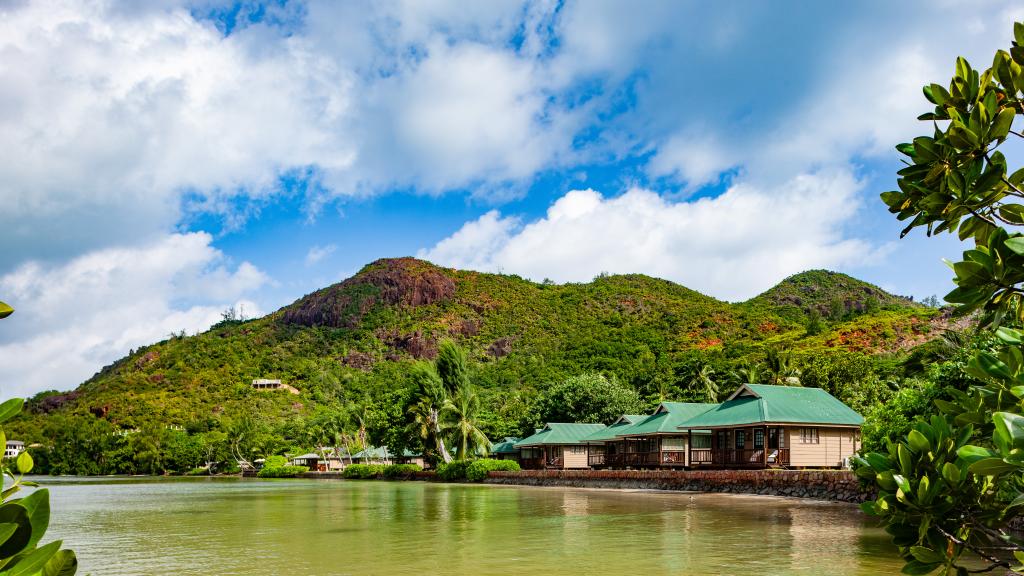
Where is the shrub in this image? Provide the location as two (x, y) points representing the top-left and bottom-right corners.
(465, 459), (520, 481)
(435, 460), (473, 482)
(342, 464), (385, 479)
(382, 463), (422, 479)
(257, 465), (308, 478)
(262, 455), (288, 469)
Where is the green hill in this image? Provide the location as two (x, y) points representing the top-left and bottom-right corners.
(746, 269), (919, 323)
(10, 258), (941, 444)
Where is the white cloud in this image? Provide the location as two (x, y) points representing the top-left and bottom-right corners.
(0, 1), (358, 266)
(0, 233), (267, 398)
(419, 169), (881, 301)
(647, 132), (735, 190)
(304, 244), (337, 266)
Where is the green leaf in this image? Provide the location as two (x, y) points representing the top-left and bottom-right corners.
(958, 444), (997, 462)
(952, 260), (990, 284)
(968, 457), (1018, 476)
(865, 452), (893, 472)
(0, 399), (23, 426)
(901, 559), (941, 575)
(17, 489), (49, 550)
(910, 546), (945, 564)
(996, 327), (1024, 344)
(881, 191), (904, 208)
(971, 352), (1014, 381)
(0, 504), (32, 558)
(5, 540), (62, 576)
(941, 462), (961, 486)
(15, 452), (32, 476)
(999, 205), (1024, 225)
(994, 412), (1024, 450)
(0, 523), (19, 548)
(908, 430), (931, 453)
(0, 302), (11, 320)
(898, 444), (913, 476)
(42, 549), (77, 576)
(991, 107), (1017, 140)
(1006, 236), (1024, 256)
(892, 473), (911, 493)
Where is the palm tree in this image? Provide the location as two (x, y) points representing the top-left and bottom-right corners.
(407, 362), (454, 463)
(729, 362), (761, 386)
(687, 363), (719, 403)
(764, 348), (801, 386)
(444, 383), (490, 460)
(436, 339), (470, 393)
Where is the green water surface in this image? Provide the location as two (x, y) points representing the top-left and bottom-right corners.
(36, 477), (903, 575)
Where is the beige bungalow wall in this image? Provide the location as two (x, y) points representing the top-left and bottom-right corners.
(563, 445), (589, 468)
(785, 427), (859, 468)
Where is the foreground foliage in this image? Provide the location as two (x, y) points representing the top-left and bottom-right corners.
(856, 22), (1024, 575)
(0, 398), (78, 575)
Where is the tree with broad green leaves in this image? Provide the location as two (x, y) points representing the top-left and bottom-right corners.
(855, 21), (1024, 575)
(535, 373), (644, 425)
(0, 304), (78, 573)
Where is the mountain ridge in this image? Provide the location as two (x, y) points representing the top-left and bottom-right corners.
(10, 257), (942, 440)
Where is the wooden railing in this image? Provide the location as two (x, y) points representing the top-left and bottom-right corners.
(690, 449), (713, 465)
(622, 452), (660, 467)
(547, 457), (563, 468)
(588, 453), (606, 467)
(661, 450), (687, 465)
(709, 448), (790, 467)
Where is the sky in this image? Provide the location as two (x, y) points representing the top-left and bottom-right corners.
(1, 0), (1022, 398)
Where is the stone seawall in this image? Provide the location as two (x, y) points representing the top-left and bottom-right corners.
(485, 469), (873, 503)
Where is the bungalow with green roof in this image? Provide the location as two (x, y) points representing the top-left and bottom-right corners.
(351, 446), (426, 468)
(608, 402), (717, 468)
(580, 414), (645, 468)
(489, 437), (521, 462)
(515, 423), (607, 469)
(677, 384), (863, 469)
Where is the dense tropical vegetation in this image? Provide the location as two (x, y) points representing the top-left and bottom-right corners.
(4, 256), (958, 475)
(855, 21), (1024, 575)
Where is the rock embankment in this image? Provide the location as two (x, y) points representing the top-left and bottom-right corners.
(485, 469), (872, 503)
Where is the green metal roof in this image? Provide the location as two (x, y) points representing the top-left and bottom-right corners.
(581, 415), (646, 443)
(515, 423), (606, 447)
(677, 384), (864, 429)
(615, 402), (717, 437)
(352, 446), (422, 459)
(490, 437), (521, 454)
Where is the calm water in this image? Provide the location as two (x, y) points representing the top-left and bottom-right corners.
(31, 477), (902, 575)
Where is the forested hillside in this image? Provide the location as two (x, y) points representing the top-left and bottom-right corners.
(8, 257), (954, 474)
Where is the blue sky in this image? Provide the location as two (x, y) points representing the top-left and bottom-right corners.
(0, 0), (1020, 397)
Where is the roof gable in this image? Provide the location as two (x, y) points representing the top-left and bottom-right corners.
(616, 402), (717, 436)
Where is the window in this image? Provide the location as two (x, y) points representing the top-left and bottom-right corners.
(735, 431), (745, 449)
(754, 429), (764, 449)
(691, 435), (711, 449)
(800, 428), (819, 444)
(570, 446), (585, 454)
